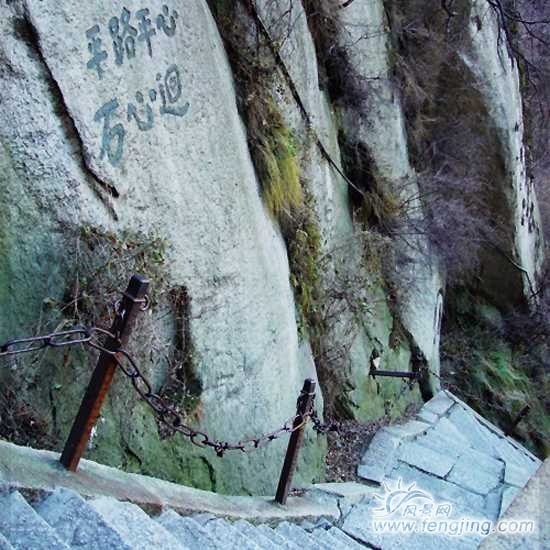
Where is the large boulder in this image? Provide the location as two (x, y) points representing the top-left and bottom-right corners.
(334, 0), (444, 394)
(0, 0), (324, 495)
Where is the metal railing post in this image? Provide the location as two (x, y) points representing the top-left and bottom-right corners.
(275, 378), (316, 505)
(60, 274), (149, 471)
(505, 405), (530, 436)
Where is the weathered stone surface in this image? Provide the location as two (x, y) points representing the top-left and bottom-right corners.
(386, 421), (432, 441)
(250, 0), (414, 422)
(387, 463), (486, 515)
(342, 500), (482, 550)
(36, 488), (132, 549)
(484, 487), (504, 521)
(256, 525), (300, 550)
(504, 462), (532, 488)
(0, 0), (323, 494)
(156, 511), (220, 549)
(462, 0), (545, 302)
(0, 491), (69, 550)
(335, 0), (444, 391)
(0, 534), (13, 550)
(0, 0), (545, 504)
(358, 429), (401, 483)
(499, 486), (519, 517)
(417, 409), (440, 425)
(325, 527), (365, 550)
(415, 430), (466, 461)
(447, 406), (496, 456)
(447, 452), (503, 496)
(275, 523), (324, 550)
(0, 440), (339, 523)
(311, 528), (349, 550)
(424, 392), (456, 417)
(398, 441), (456, 478)
(233, 521), (280, 550)
(202, 519), (260, 550)
(306, 482), (377, 505)
(90, 497), (183, 549)
(480, 459), (549, 549)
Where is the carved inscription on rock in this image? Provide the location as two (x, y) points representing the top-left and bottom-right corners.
(84, 4), (189, 167)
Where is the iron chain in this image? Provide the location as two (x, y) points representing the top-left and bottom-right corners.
(0, 324), (322, 457)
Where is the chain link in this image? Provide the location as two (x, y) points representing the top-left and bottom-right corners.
(309, 410), (339, 434)
(0, 324), (320, 457)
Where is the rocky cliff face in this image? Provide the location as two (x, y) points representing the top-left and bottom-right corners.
(0, 0), (546, 494)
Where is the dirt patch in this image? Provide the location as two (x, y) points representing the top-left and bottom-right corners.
(324, 419), (386, 483)
(324, 404), (421, 483)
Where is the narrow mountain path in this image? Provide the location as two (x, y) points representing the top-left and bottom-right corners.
(0, 392), (542, 549)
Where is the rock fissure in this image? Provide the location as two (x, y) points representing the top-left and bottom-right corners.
(21, 12), (120, 218)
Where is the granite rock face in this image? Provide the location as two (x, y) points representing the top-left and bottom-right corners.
(0, 0), (323, 494)
(334, 0), (444, 395)
(0, 0), (544, 495)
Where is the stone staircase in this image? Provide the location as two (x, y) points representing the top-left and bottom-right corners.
(0, 391), (543, 549)
(0, 487), (365, 550)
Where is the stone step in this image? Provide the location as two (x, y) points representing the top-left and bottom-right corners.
(36, 488), (132, 550)
(0, 533), (14, 550)
(156, 510), (221, 549)
(233, 520), (281, 549)
(256, 524), (301, 549)
(90, 496), (186, 550)
(311, 527), (355, 550)
(0, 491), (69, 550)
(325, 527), (366, 550)
(200, 518), (261, 549)
(275, 522), (325, 550)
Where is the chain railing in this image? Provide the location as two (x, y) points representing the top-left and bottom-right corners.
(0, 274), (337, 504)
(0, 325), (317, 455)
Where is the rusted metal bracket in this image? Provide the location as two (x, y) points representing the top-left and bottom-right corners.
(370, 364), (419, 380)
(60, 274), (149, 472)
(275, 378), (316, 505)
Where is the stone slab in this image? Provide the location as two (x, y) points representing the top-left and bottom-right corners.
(234, 520), (279, 550)
(358, 429), (401, 483)
(307, 482), (377, 504)
(275, 522), (325, 550)
(415, 431), (467, 461)
(0, 491), (69, 550)
(202, 519), (260, 550)
(0, 440), (338, 522)
(387, 463), (486, 514)
(385, 421), (432, 441)
(504, 461), (532, 488)
(36, 488), (132, 550)
(499, 486), (519, 517)
(256, 525), (300, 549)
(0, 534), (13, 550)
(447, 452), (502, 496)
(447, 407), (496, 456)
(90, 497), (183, 550)
(342, 499), (481, 550)
(398, 441), (456, 478)
(480, 459), (549, 549)
(312, 528), (350, 550)
(156, 510), (220, 549)
(326, 527), (366, 550)
(423, 391), (455, 417)
(484, 487), (503, 521)
(417, 409), (440, 424)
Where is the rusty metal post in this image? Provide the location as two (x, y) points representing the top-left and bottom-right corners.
(505, 405), (530, 436)
(60, 274), (149, 471)
(275, 378), (316, 505)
